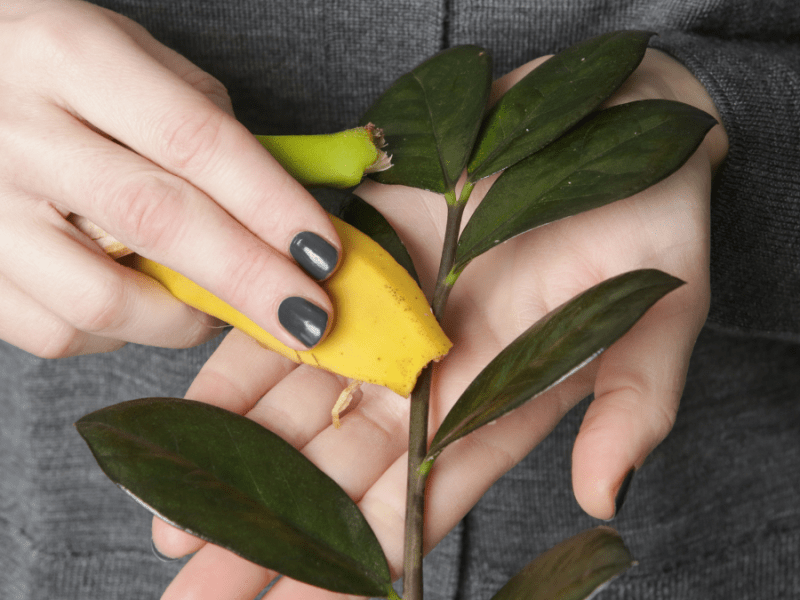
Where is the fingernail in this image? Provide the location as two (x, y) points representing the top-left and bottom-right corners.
(278, 297), (328, 348)
(151, 539), (178, 562)
(290, 232), (338, 281)
(612, 467), (636, 519)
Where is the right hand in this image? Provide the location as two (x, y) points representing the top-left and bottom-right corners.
(0, 0), (339, 357)
(152, 50), (726, 600)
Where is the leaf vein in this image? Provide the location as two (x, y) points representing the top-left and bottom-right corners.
(410, 70), (450, 189)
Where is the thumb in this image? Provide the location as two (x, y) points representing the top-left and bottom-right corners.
(571, 284), (708, 520)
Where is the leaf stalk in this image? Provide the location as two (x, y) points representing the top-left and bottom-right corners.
(403, 193), (468, 600)
(431, 201), (467, 320)
(402, 366), (433, 600)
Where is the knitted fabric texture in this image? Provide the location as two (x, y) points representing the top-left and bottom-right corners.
(1, 1), (798, 598)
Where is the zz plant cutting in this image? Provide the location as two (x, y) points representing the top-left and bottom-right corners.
(76, 30), (717, 600)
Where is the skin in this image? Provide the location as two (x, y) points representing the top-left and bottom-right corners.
(0, 0), (340, 356)
(151, 49), (729, 600)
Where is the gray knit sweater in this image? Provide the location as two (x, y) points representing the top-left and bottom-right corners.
(1, 1), (798, 599)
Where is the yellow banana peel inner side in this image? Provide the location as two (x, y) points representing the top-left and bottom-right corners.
(128, 216), (452, 397)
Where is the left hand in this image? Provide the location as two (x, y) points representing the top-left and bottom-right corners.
(151, 49), (728, 600)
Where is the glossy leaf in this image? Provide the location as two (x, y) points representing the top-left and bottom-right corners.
(489, 527), (635, 600)
(75, 398), (393, 598)
(453, 99), (717, 276)
(360, 45), (492, 194)
(467, 30), (653, 182)
(427, 269), (683, 460)
(318, 190), (420, 284)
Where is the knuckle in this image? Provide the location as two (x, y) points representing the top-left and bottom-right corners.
(649, 396), (679, 441)
(156, 106), (225, 174)
(106, 174), (187, 253)
(29, 321), (84, 359)
(65, 275), (128, 334)
(220, 244), (283, 313)
(185, 70), (232, 112)
(477, 432), (518, 476)
(14, 6), (84, 77)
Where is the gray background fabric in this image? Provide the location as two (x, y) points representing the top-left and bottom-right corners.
(1, 1), (799, 598)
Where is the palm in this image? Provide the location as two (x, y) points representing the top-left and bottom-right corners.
(155, 147), (711, 600)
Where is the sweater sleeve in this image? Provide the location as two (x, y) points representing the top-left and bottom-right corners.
(649, 32), (800, 341)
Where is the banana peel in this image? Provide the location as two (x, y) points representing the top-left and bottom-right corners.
(127, 216), (452, 398)
(70, 125), (450, 406)
(256, 124), (392, 188)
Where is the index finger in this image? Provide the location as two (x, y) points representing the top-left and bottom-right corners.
(23, 4), (340, 348)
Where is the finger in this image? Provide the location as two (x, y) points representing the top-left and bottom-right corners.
(571, 283), (708, 520)
(162, 543), (363, 600)
(187, 331), (409, 489)
(258, 363), (597, 600)
(0, 191), (221, 349)
(260, 370), (596, 600)
(488, 55), (551, 104)
(152, 330), (298, 558)
(425, 362), (596, 550)
(16, 5), (341, 344)
(182, 328), (342, 449)
(101, 9), (235, 115)
(4, 96), (332, 351)
(268, 575), (365, 600)
(153, 329), (410, 559)
(160, 543), (277, 600)
(183, 328), (298, 413)
(151, 365), (349, 558)
(0, 273), (123, 357)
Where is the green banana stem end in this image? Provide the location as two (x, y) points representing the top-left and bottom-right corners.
(255, 124), (392, 188)
(363, 123), (393, 174)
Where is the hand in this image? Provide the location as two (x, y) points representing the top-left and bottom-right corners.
(152, 49), (728, 600)
(0, 0), (338, 357)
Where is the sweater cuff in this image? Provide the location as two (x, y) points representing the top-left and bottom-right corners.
(649, 31), (800, 340)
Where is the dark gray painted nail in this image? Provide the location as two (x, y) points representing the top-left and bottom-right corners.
(151, 539), (179, 562)
(290, 232), (338, 281)
(613, 467), (636, 519)
(278, 297), (328, 348)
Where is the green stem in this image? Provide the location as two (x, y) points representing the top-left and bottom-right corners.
(458, 179), (476, 206)
(402, 194), (468, 600)
(387, 588), (403, 600)
(402, 366), (433, 600)
(431, 201), (467, 320)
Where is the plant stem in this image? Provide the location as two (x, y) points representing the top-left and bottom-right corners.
(402, 366), (433, 600)
(431, 201), (467, 320)
(402, 194), (468, 600)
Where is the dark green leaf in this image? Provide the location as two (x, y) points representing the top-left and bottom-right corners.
(427, 270), (683, 459)
(468, 30), (654, 181)
(489, 527), (635, 600)
(453, 100), (717, 275)
(75, 398), (393, 597)
(360, 46), (492, 194)
(314, 189), (420, 284)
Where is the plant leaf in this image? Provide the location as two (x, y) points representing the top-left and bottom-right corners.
(427, 269), (683, 460)
(489, 527), (635, 600)
(315, 189), (420, 284)
(453, 99), (717, 276)
(467, 30), (654, 182)
(360, 45), (492, 194)
(75, 398), (393, 598)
